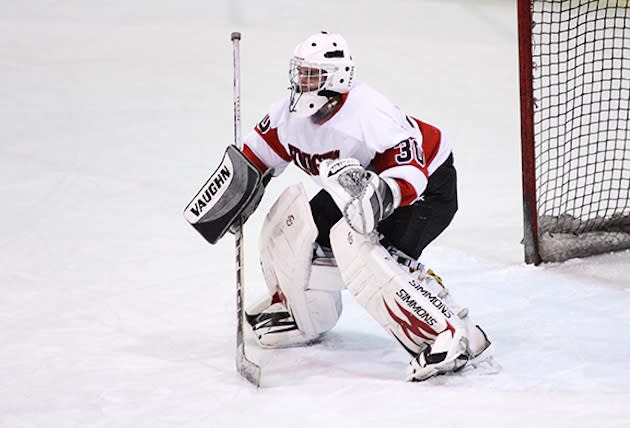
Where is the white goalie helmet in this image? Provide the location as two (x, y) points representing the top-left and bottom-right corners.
(289, 32), (355, 117)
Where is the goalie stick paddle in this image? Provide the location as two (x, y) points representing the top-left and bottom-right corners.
(231, 31), (261, 387)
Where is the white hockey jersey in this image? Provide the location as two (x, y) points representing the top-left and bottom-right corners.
(242, 82), (452, 206)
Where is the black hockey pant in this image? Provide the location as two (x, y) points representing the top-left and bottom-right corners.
(310, 154), (458, 260)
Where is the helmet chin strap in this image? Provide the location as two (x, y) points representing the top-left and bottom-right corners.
(311, 91), (344, 125)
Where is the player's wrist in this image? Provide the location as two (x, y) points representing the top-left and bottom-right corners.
(380, 176), (401, 213)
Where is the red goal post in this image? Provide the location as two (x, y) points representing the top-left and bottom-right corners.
(518, 0), (630, 264)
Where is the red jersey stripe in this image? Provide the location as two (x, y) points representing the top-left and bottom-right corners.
(393, 178), (418, 207)
(411, 117), (442, 166)
(371, 136), (429, 189)
(254, 125), (291, 162)
(242, 144), (269, 173)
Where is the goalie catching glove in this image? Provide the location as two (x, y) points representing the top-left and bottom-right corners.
(319, 158), (401, 234)
(183, 145), (271, 244)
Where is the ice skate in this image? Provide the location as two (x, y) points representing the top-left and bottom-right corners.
(408, 325), (495, 382)
(245, 293), (323, 348)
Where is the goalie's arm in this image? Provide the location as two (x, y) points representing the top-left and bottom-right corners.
(183, 145), (271, 244)
(242, 144), (270, 174)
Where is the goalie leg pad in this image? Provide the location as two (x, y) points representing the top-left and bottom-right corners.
(329, 220), (484, 359)
(250, 184), (343, 348)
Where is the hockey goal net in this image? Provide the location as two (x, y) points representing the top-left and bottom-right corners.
(518, 0), (630, 264)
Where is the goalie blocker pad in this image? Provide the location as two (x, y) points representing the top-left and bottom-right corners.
(183, 145), (267, 244)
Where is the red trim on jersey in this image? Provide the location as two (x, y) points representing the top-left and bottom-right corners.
(242, 145), (268, 173)
(393, 178), (418, 207)
(371, 147), (424, 175)
(254, 124), (291, 162)
(411, 117), (442, 166)
(371, 141), (428, 196)
(370, 118), (444, 206)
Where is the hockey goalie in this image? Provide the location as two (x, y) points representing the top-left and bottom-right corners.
(185, 32), (495, 381)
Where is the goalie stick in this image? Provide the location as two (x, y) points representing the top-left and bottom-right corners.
(231, 31), (261, 387)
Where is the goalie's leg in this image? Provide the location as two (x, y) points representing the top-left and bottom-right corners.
(246, 184), (345, 348)
(329, 220), (493, 381)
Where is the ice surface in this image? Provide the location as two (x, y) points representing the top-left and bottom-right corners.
(1, 1), (629, 427)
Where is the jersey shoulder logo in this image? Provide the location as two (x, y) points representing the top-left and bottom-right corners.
(256, 114), (271, 134)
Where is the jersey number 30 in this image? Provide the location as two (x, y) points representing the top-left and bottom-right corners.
(395, 137), (425, 166)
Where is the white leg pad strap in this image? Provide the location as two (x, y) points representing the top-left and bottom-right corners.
(330, 220), (468, 356)
(259, 184), (342, 340)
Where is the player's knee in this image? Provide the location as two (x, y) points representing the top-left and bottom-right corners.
(252, 184), (344, 347)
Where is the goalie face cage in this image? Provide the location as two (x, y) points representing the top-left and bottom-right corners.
(518, 0), (630, 264)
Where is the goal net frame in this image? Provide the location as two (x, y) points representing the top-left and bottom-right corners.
(517, 0), (630, 264)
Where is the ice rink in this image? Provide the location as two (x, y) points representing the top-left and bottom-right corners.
(1, 1), (629, 427)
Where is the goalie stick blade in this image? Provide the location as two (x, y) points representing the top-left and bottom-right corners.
(236, 343), (261, 387)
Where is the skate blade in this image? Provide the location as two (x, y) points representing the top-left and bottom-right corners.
(459, 354), (502, 376)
